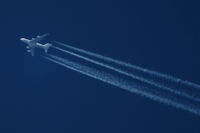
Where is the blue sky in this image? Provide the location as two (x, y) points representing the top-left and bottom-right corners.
(1, 0), (200, 132)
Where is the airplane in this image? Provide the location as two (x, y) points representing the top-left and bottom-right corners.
(20, 33), (52, 56)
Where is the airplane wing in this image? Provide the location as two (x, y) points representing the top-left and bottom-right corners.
(27, 45), (35, 56)
(30, 48), (35, 56)
(30, 33), (50, 43)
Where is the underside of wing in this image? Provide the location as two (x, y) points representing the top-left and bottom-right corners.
(30, 33), (50, 43)
(31, 48), (34, 56)
(27, 47), (35, 56)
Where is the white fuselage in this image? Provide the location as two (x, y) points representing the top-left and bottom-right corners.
(20, 38), (46, 49)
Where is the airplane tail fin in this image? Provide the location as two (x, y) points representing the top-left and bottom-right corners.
(44, 43), (52, 53)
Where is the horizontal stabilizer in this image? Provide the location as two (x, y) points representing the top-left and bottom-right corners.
(44, 43), (52, 53)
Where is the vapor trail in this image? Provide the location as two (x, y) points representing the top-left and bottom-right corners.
(43, 54), (200, 116)
(52, 46), (200, 102)
(54, 41), (200, 91)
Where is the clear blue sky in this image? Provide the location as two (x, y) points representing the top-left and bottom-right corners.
(1, 0), (200, 132)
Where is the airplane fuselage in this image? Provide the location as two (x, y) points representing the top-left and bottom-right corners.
(20, 38), (46, 48)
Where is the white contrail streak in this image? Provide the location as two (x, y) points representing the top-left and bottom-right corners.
(43, 54), (200, 116)
(54, 41), (200, 91)
(52, 46), (200, 102)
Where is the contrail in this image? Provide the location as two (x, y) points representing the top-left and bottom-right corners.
(52, 46), (200, 102)
(43, 54), (200, 116)
(54, 41), (200, 91)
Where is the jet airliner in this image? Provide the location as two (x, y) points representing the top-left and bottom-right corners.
(20, 33), (52, 56)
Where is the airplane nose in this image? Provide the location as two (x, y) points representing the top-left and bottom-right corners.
(20, 38), (26, 43)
